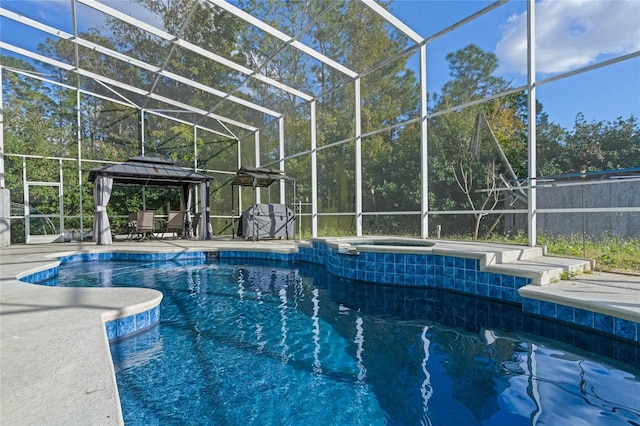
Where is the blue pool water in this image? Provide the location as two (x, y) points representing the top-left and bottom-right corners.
(48, 258), (639, 425)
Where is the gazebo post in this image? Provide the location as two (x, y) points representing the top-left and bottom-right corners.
(252, 177), (257, 242)
(231, 183), (235, 239)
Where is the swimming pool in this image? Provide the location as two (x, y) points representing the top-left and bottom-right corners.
(46, 256), (640, 425)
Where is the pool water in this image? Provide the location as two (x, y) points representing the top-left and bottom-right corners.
(51, 258), (640, 425)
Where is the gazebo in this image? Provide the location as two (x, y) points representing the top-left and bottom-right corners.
(230, 167), (297, 240)
(88, 156), (214, 245)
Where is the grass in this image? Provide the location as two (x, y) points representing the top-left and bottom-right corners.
(538, 235), (640, 274)
(440, 232), (639, 274)
(462, 233), (639, 274)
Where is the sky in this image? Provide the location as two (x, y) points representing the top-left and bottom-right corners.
(390, 0), (640, 129)
(1, 0), (639, 130)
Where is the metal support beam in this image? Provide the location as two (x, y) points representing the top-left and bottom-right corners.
(58, 159), (64, 235)
(311, 101), (318, 237)
(0, 66), (4, 189)
(207, 0), (357, 78)
(76, 78), (83, 234)
(279, 117), (285, 204)
(22, 157), (28, 242)
(255, 131), (261, 204)
(76, 0), (313, 102)
(1, 7), (282, 119)
(360, 0), (423, 43)
(193, 125), (198, 171)
(527, 0), (537, 247)
(354, 78), (363, 236)
(420, 45), (429, 239)
(237, 136), (242, 215)
(71, 0), (84, 235)
(140, 109), (145, 156)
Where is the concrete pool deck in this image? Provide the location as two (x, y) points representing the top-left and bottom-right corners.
(1, 238), (639, 424)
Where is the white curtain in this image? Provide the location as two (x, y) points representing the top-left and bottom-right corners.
(199, 181), (212, 240)
(180, 184), (193, 238)
(93, 176), (113, 245)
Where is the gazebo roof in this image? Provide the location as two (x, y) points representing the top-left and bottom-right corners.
(230, 166), (295, 188)
(88, 156), (213, 186)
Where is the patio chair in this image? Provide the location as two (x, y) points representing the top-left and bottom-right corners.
(161, 211), (185, 239)
(135, 210), (156, 240)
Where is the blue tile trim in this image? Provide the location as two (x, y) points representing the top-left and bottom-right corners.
(105, 305), (160, 342)
(20, 267), (59, 284)
(310, 241), (638, 344)
(59, 251), (208, 264)
(16, 243), (639, 345)
(218, 250), (296, 262)
(314, 245), (535, 304)
(522, 297), (639, 343)
(20, 251), (211, 285)
(19, 253), (177, 342)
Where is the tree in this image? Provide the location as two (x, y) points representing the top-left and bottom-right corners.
(567, 114), (639, 172)
(429, 44), (528, 239)
(240, 0), (420, 235)
(536, 113), (639, 176)
(1, 56), (72, 208)
(535, 112), (569, 177)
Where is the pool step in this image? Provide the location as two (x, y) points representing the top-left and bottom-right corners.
(496, 245), (545, 263)
(487, 255), (592, 286)
(431, 241), (590, 285)
(442, 241), (591, 285)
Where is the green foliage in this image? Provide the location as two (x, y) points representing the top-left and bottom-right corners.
(538, 235), (640, 274)
(559, 271), (574, 281)
(428, 45), (529, 238)
(316, 226), (354, 238)
(444, 232), (639, 274)
(2, 7), (638, 249)
(239, 0), (419, 215)
(538, 114), (640, 175)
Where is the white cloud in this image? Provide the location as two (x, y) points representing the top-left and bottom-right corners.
(33, 1), (70, 22)
(101, 0), (165, 29)
(496, 0), (640, 75)
(17, 0), (163, 32)
(11, 0), (105, 31)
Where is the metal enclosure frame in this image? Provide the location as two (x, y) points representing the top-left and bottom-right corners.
(1, 0), (638, 245)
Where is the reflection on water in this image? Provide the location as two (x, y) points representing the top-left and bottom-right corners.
(111, 326), (163, 372)
(49, 258), (640, 425)
(420, 326), (434, 425)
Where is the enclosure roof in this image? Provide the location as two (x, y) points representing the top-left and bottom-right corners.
(88, 156), (213, 186)
(231, 166), (295, 188)
(0, 0), (431, 138)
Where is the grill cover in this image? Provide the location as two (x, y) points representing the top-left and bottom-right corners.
(238, 204), (295, 240)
